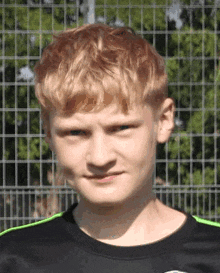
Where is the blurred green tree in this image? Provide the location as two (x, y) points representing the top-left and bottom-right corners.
(0, 0), (220, 220)
(0, 0), (84, 186)
(163, 0), (220, 217)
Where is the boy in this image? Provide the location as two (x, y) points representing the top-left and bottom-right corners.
(1, 23), (220, 273)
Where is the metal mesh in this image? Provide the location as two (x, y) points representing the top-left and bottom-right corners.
(0, 0), (220, 232)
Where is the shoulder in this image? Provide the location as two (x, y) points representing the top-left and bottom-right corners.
(192, 214), (220, 235)
(193, 215), (220, 228)
(0, 211), (64, 248)
(0, 211), (73, 272)
(190, 215), (220, 249)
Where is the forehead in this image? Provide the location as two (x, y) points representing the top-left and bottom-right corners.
(50, 103), (154, 128)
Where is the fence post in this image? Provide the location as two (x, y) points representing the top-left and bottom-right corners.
(83, 0), (95, 24)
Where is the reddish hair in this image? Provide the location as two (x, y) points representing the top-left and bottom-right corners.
(34, 23), (168, 133)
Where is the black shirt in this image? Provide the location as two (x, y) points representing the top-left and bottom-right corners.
(1, 202), (220, 273)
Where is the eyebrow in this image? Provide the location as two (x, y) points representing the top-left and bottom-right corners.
(54, 119), (144, 131)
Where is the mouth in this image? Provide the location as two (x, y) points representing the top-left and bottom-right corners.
(87, 172), (122, 179)
(86, 172), (123, 182)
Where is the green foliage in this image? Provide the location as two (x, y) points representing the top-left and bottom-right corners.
(0, 1), (85, 186)
(96, 0), (172, 32)
(17, 137), (49, 160)
(1, 0), (220, 218)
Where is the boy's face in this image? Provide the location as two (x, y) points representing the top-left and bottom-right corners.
(47, 100), (174, 207)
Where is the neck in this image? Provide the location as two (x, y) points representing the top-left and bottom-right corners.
(73, 192), (173, 244)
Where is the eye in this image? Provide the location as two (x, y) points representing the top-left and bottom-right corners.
(69, 130), (86, 136)
(119, 125), (131, 131)
(112, 125), (132, 132)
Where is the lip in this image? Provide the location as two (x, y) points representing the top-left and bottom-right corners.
(95, 175), (118, 183)
(86, 172), (122, 182)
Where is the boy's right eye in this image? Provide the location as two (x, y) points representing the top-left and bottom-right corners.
(69, 130), (86, 136)
(55, 129), (86, 137)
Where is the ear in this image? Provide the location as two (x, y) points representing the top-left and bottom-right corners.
(156, 98), (176, 144)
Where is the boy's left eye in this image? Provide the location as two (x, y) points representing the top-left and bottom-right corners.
(112, 125), (131, 132)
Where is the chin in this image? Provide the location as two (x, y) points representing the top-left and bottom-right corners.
(80, 192), (133, 208)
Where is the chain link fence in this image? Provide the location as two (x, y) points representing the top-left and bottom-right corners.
(0, 0), (220, 232)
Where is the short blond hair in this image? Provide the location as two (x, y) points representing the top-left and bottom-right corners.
(34, 23), (168, 133)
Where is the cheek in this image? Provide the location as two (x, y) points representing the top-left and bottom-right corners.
(132, 134), (156, 172)
(53, 138), (81, 168)
(55, 147), (83, 182)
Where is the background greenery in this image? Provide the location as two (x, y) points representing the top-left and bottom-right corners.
(0, 0), (220, 230)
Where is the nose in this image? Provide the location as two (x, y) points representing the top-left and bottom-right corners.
(86, 133), (116, 168)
